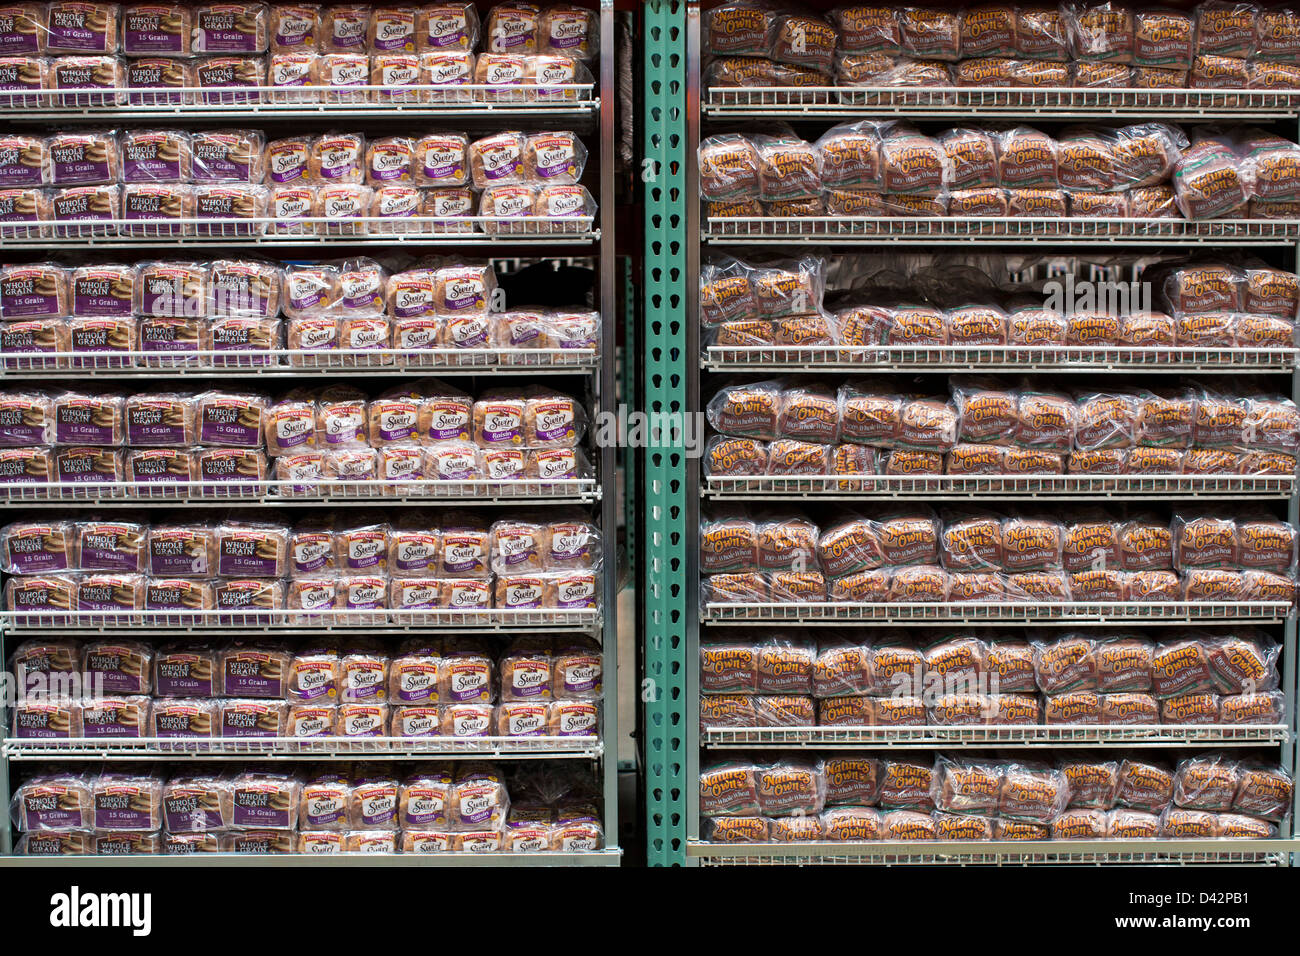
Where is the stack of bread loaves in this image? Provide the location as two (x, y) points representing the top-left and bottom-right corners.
(700, 752), (1294, 843)
(700, 122), (1300, 221)
(699, 628), (1285, 729)
(1, 510), (604, 618)
(0, 2), (598, 109)
(0, 126), (593, 236)
(11, 761), (605, 854)
(703, 379), (1300, 478)
(700, 508), (1299, 605)
(0, 258), (600, 369)
(0, 380), (590, 487)
(700, 255), (1300, 353)
(8, 632), (602, 739)
(703, 2), (1300, 91)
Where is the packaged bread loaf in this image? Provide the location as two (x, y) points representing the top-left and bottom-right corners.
(269, 49), (320, 96)
(121, 55), (190, 105)
(191, 182), (267, 236)
(219, 640), (291, 699)
(215, 580), (285, 623)
(44, 2), (118, 53)
(486, 1), (540, 53)
(193, 54), (266, 105)
(49, 54), (125, 107)
(416, 1), (478, 51)
(308, 131), (364, 184)
(265, 136), (311, 186)
(266, 183), (317, 235)
(72, 520), (145, 575)
(0, 3), (43, 55)
(192, 129), (265, 183)
(0, 133), (46, 190)
(320, 2), (366, 53)
(92, 771), (165, 832)
(896, 5), (960, 60)
(120, 4), (191, 56)
(269, 3), (320, 51)
(0, 52), (47, 109)
(538, 3), (596, 58)
(190, 391), (264, 451)
(191, 3), (269, 53)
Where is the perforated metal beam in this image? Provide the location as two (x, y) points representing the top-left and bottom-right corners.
(641, 0), (689, 868)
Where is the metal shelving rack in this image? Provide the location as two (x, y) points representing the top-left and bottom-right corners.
(3, 736), (603, 762)
(704, 474), (1295, 502)
(688, 840), (1297, 866)
(0, 478), (600, 507)
(702, 725), (1289, 750)
(0, 217), (599, 248)
(660, 0), (1300, 868)
(701, 344), (1298, 373)
(2, 347), (599, 378)
(702, 87), (1300, 121)
(0, 0), (621, 866)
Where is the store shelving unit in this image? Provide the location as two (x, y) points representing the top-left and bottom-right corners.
(0, 1), (621, 864)
(654, 0), (1300, 868)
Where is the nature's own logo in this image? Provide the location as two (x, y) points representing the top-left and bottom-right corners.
(50, 886), (151, 936)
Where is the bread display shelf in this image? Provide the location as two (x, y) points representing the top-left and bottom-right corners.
(0, 849), (624, 867)
(702, 474), (1295, 502)
(703, 217), (1300, 247)
(687, 839), (1298, 867)
(701, 345), (1298, 374)
(0, 84), (598, 123)
(701, 601), (1293, 627)
(0, 479), (600, 507)
(3, 736), (603, 762)
(703, 87), (1300, 121)
(2, 347), (599, 379)
(0, 608), (602, 636)
(702, 725), (1289, 750)
(0, 216), (598, 248)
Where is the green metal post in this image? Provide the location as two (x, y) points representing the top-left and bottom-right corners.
(641, 0), (689, 867)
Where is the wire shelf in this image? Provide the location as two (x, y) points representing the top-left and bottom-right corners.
(1, 347), (599, 379)
(0, 83), (598, 120)
(701, 601), (1294, 627)
(703, 474), (1295, 502)
(0, 216), (598, 248)
(701, 344), (1299, 374)
(702, 724), (1289, 750)
(703, 217), (1300, 247)
(0, 849), (623, 866)
(0, 607), (602, 636)
(688, 839), (1297, 866)
(702, 86), (1300, 120)
(0, 478), (599, 507)
(3, 735), (601, 761)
